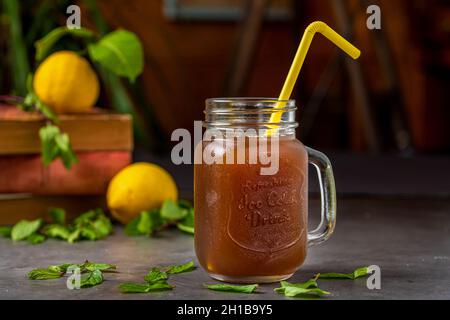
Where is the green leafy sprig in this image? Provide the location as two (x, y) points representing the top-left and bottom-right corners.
(1, 207), (113, 245)
(28, 260), (116, 289)
(118, 261), (196, 294)
(125, 199), (194, 237)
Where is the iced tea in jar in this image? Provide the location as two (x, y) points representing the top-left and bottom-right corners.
(194, 98), (336, 283)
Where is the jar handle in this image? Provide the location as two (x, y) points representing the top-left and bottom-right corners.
(306, 147), (337, 246)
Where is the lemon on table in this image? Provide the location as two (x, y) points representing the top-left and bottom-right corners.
(33, 50), (100, 113)
(107, 163), (178, 224)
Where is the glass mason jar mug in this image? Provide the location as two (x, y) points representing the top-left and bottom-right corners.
(194, 98), (336, 283)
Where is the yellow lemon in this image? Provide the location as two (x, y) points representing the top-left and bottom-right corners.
(33, 51), (100, 113)
(107, 163), (178, 224)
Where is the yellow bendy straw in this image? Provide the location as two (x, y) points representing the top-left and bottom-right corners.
(269, 21), (361, 129)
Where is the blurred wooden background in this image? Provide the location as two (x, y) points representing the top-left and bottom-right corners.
(78, 0), (448, 152)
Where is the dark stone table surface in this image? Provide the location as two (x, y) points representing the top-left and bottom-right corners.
(1, 198), (449, 300)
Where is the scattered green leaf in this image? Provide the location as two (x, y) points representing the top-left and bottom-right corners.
(80, 269), (103, 288)
(11, 219), (43, 242)
(160, 199), (188, 221)
(119, 281), (173, 293)
(43, 224), (70, 240)
(144, 268), (168, 283)
(27, 233), (46, 245)
(137, 210), (163, 235)
(28, 269), (63, 280)
(164, 261), (196, 275)
(205, 284), (258, 294)
(315, 267), (370, 280)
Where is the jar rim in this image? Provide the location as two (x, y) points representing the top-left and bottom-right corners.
(206, 98), (296, 111)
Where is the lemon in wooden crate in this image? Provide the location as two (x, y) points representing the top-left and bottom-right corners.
(33, 51), (100, 113)
(107, 163), (178, 224)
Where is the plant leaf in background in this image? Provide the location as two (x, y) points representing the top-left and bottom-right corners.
(88, 30), (144, 83)
(3, 0), (30, 96)
(35, 26), (96, 61)
(205, 284), (258, 294)
(11, 219), (43, 241)
(315, 267), (370, 280)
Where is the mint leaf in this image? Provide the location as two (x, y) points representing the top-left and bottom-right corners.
(205, 284), (258, 294)
(55, 133), (78, 169)
(119, 281), (173, 293)
(39, 124), (77, 169)
(11, 219), (43, 241)
(164, 261), (196, 275)
(28, 269), (63, 280)
(144, 268), (168, 283)
(138, 210), (163, 235)
(49, 208), (66, 224)
(91, 215), (113, 238)
(48, 264), (74, 273)
(67, 229), (81, 243)
(118, 283), (151, 293)
(71, 209), (113, 242)
(82, 262), (116, 272)
(316, 267), (370, 280)
(274, 279), (319, 294)
(275, 280), (330, 297)
(44, 224), (71, 240)
(177, 208), (194, 235)
(88, 30), (143, 82)
(0, 226), (12, 238)
(35, 27), (96, 61)
(282, 286), (330, 297)
(80, 269), (103, 288)
(124, 216), (141, 236)
(145, 281), (174, 291)
(125, 210), (163, 236)
(27, 233), (46, 245)
(160, 199), (188, 221)
(178, 199), (193, 209)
